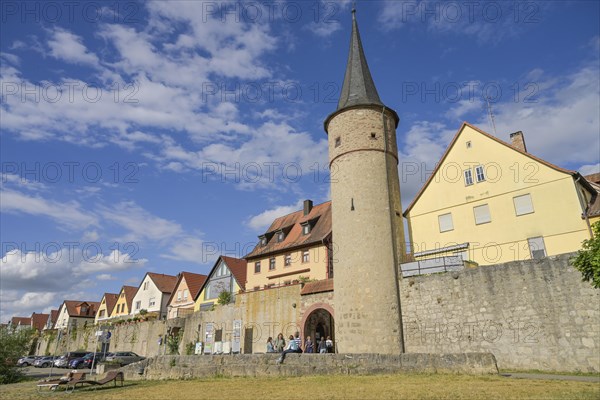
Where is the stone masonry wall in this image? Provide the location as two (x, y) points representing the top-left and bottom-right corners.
(119, 353), (498, 381)
(401, 253), (599, 372)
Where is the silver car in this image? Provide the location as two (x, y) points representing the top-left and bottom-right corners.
(33, 356), (55, 368)
(105, 351), (145, 366)
(17, 355), (38, 367)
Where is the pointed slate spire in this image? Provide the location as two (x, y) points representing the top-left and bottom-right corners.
(337, 7), (383, 110)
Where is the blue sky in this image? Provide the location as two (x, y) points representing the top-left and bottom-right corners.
(1, 1), (599, 321)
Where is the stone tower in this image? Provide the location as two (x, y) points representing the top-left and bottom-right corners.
(324, 9), (406, 354)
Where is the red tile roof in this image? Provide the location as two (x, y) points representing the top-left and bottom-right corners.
(585, 173), (600, 185)
(120, 286), (138, 312)
(147, 273), (178, 294)
(62, 300), (101, 318)
(100, 293), (119, 316)
(10, 316), (31, 327)
(245, 201), (332, 259)
(585, 174), (600, 218)
(49, 309), (59, 325)
(30, 313), (49, 331)
(404, 122), (595, 216)
(300, 279), (334, 295)
(167, 272), (208, 305)
(221, 256), (247, 291)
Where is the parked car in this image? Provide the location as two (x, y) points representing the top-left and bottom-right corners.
(17, 355), (39, 367)
(54, 351), (89, 368)
(68, 352), (105, 369)
(33, 356), (55, 368)
(105, 351), (145, 366)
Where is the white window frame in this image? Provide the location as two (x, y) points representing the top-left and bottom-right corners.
(254, 261), (261, 274)
(302, 250), (310, 263)
(183, 289), (188, 300)
(135, 301), (141, 310)
(284, 254), (292, 267)
(269, 257), (276, 270)
(177, 290), (182, 301)
(149, 297), (156, 307)
(475, 165), (485, 182)
(438, 213), (454, 233)
(464, 169), (474, 186)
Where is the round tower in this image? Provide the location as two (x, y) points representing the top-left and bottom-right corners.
(324, 9), (406, 354)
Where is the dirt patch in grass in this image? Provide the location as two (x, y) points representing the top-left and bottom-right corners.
(3, 373), (598, 400)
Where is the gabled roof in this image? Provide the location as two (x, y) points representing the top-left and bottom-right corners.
(147, 273), (178, 293)
(10, 316), (30, 326)
(120, 286), (138, 311)
(99, 293), (119, 316)
(195, 256), (248, 301)
(31, 313), (49, 331)
(585, 174), (600, 218)
(403, 122), (596, 216)
(49, 309), (58, 325)
(61, 300), (101, 318)
(245, 201), (332, 259)
(221, 256), (247, 291)
(167, 272), (208, 305)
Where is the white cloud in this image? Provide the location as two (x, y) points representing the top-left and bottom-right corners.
(246, 200), (304, 231)
(100, 201), (183, 242)
(579, 163), (600, 176)
(161, 236), (206, 264)
(47, 28), (99, 66)
(0, 188), (97, 230)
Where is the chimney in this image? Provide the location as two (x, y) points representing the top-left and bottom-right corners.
(509, 131), (527, 153)
(303, 199), (313, 216)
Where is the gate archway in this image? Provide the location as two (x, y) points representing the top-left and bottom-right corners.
(302, 305), (334, 352)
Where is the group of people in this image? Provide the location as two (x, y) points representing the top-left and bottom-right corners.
(266, 332), (333, 364)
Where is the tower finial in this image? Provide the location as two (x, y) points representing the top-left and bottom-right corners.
(352, 1), (356, 15)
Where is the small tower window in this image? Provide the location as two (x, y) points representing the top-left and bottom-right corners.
(335, 137), (341, 147)
(466, 141), (472, 148)
(370, 133), (376, 139)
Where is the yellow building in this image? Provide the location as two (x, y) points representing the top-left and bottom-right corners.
(244, 200), (332, 292)
(94, 293), (118, 324)
(109, 285), (138, 319)
(403, 122), (596, 265)
(167, 272), (207, 319)
(194, 256), (247, 312)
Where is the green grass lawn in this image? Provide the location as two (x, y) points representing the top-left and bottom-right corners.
(2, 373), (598, 400)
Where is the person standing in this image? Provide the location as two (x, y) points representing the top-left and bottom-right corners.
(275, 333), (286, 353)
(304, 336), (314, 353)
(318, 337), (327, 354)
(326, 336), (333, 353)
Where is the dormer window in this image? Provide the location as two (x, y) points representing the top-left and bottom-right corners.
(80, 306), (88, 315)
(302, 223), (311, 235)
(277, 231), (285, 242)
(259, 235), (267, 246)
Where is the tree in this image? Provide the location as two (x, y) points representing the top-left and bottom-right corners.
(0, 326), (36, 384)
(217, 290), (232, 305)
(571, 221), (600, 289)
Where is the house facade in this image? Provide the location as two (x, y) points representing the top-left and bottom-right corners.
(43, 309), (58, 331)
(110, 285), (138, 319)
(404, 123), (597, 265)
(167, 272), (207, 319)
(10, 316), (31, 332)
(244, 200), (332, 292)
(53, 301), (100, 330)
(130, 273), (177, 319)
(30, 312), (49, 332)
(95, 293), (118, 324)
(194, 256), (246, 312)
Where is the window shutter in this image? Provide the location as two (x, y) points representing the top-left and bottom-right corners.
(438, 213), (454, 232)
(514, 194), (534, 216)
(473, 204), (491, 225)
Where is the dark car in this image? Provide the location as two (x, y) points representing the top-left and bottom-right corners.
(33, 356), (55, 368)
(55, 351), (89, 368)
(68, 352), (104, 369)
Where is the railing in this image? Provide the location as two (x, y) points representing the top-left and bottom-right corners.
(400, 255), (464, 277)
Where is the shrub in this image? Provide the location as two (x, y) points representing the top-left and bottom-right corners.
(217, 291), (232, 305)
(571, 221), (600, 289)
(0, 326), (35, 384)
